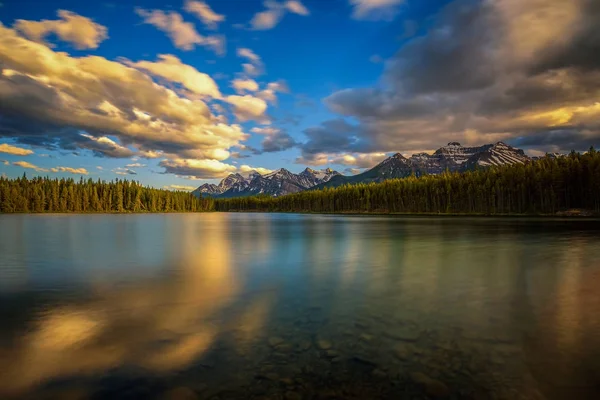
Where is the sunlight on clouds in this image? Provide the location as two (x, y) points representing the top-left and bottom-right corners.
(226, 95), (269, 122)
(231, 78), (259, 93)
(135, 8), (224, 54)
(250, 1), (310, 30)
(239, 165), (274, 175)
(237, 47), (264, 76)
(350, 0), (405, 21)
(183, 0), (225, 30)
(126, 54), (222, 98)
(50, 167), (88, 175)
(12, 161), (48, 172)
(15, 10), (108, 50)
(0, 23), (256, 178)
(0, 143), (33, 156)
(159, 158), (237, 179)
(163, 184), (196, 191)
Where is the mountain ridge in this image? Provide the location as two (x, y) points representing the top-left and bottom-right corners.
(194, 141), (537, 198)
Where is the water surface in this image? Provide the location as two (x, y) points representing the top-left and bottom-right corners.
(1, 214), (599, 399)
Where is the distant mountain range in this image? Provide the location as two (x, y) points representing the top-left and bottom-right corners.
(194, 141), (535, 198)
(194, 167), (340, 198)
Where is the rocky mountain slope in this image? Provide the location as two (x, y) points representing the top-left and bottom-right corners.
(314, 142), (532, 190)
(193, 168), (340, 198)
(195, 141), (533, 197)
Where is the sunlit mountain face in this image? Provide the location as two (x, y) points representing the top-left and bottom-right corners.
(1, 0), (599, 190)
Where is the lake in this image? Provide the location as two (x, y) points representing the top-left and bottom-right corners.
(1, 214), (599, 399)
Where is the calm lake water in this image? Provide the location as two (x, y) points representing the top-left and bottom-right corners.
(1, 214), (599, 400)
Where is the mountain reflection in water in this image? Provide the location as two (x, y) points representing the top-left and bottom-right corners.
(0, 214), (599, 399)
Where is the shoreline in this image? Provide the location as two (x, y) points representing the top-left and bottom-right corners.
(1, 210), (599, 218)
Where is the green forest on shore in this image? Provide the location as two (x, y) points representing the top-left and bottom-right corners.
(1, 149), (599, 215)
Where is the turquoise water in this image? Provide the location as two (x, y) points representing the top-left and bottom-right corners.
(1, 214), (599, 399)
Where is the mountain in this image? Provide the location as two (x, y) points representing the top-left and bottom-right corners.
(195, 141), (533, 197)
(193, 167), (341, 198)
(314, 141), (532, 190)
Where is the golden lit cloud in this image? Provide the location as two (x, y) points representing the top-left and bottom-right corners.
(0, 143), (33, 155)
(225, 95), (269, 122)
(50, 166), (89, 175)
(14, 10), (108, 49)
(12, 161), (48, 172)
(231, 78), (259, 93)
(135, 8), (224, 54)
(183, 0), (225, 30)
(127, 54), (222, 98)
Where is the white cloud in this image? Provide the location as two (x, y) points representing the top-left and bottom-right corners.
(239, 165), (273, 175)
(159, 158), (237, 179)
(163, 184), (196, 191)
(96, 166), (103, 170)
(113, 167), (137, 175)
(350, 0), (405, 21)
(226, 95), (268, 122)
(236, 47), (265, 77)
(127, 54), (221, 98)
(15, 10), (108, 49)
(0, 143), (33, 155)
(251, 127), (280, 135)
(296, 152), (388, 168)
(231, 78), (259, 93)
(12, 161), (48, 172)
(250, 0), (310, 30)
(125, 163), (146, 168)
(183, 0), (225, 30)
(50, 166), (88, 175)
(285, 1), (310, 16)
(0, 24), (251, 180)
(135, 8), (224, 54)
(256, 80), (289, 103)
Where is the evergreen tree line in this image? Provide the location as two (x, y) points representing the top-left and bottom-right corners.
(0, 176), (214, 213)
(214, 149), (600, 215)
(2, 149), (599, 215)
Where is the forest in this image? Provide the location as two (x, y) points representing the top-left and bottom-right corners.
(215, 149), (600, 215)
(0, 176), (214, 213)
(1, 149), (599, 215)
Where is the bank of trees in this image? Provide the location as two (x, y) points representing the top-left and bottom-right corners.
(215, 149), (600, 215)
(2, 150), (599, 215)
(0, 176), (214, 213)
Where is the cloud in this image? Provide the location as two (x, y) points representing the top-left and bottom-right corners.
(250, 126), (296, 153)
(126, 54), (221, 98)
(12, 161), (48, 172)
(1, 160), (8, 166)
(237, 47), (264, 76)
(113, 167), (137, 175)
(163, 184), (196, 191)
(159, 158), (237, 179)
(350, 0), (405, 21)
(256, 80), (289, 104)
(296, 152), (387, 168)
(125, 163), (146, 168)
(0, 24), (250, 177)
(231, 78), (259, 93)
(239, 165), (273, 175)
(312, 0), (600, 155)
(369, 54), (383, 63)
(250, 0), (310, 30)
(96, 166), (103, 170)
(50, 166), (88, 175)
(251, 127), (280, 135)
(183, 0), (225, 30)
(15, 10), (108, 49)
(225, 95), (268, 122)
(135, 8), (224, 54)
(0, 143), (33, 155)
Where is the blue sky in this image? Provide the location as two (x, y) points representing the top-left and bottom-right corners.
(0, 0), (598, 189)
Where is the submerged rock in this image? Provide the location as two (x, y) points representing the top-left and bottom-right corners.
(410, 372), (451, 398)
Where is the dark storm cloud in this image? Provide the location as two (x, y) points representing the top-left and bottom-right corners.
(299, 118), (369, 156)
(306, 0), (600, 156)
(260, 131), (297, 153)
